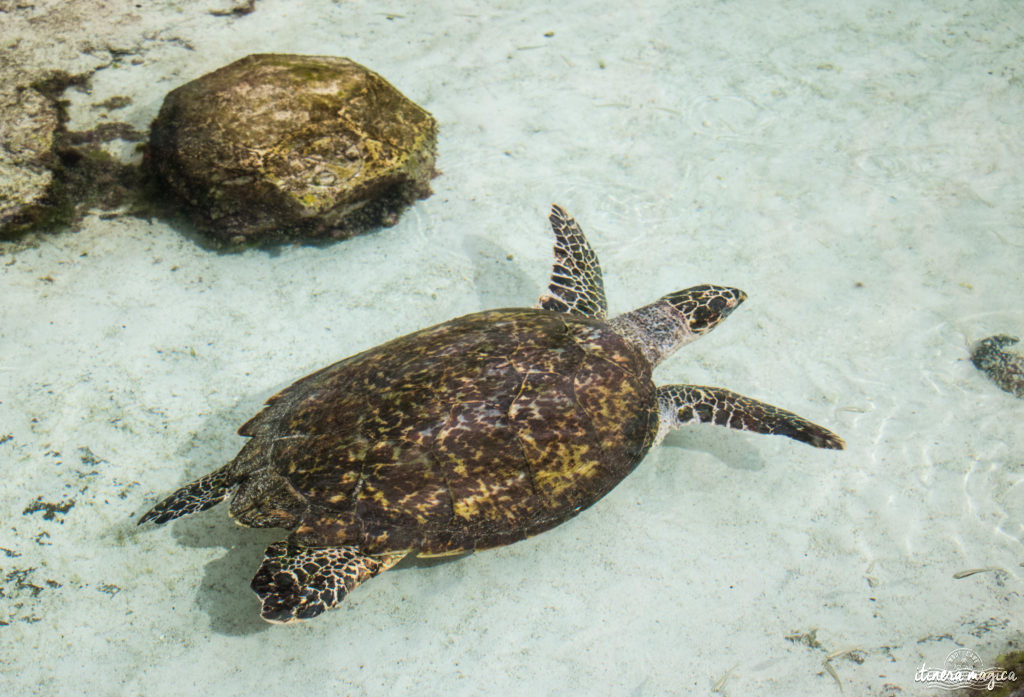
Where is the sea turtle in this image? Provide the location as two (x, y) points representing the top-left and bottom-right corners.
(139, 204), (844, 623)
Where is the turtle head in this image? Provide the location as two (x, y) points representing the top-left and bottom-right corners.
(661, 284), (746, 336)
(609, 284), (746, 367)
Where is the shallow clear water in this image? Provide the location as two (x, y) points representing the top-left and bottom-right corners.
(2, 1), (1023, 695)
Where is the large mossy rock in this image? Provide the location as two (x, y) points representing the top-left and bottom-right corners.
(0, 85), (61, 236)
(147, 54), (438, 244)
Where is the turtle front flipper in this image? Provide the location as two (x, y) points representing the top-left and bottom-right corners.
(536, 204), (608, 319)
(252, 539), (406, 623)
(656, 385), (844, 450)
(138, 468), (234, 525)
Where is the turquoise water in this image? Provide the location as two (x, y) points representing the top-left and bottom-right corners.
(2, 1), (1023, 695)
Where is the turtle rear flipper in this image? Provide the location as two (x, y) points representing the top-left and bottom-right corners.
(656, 384), (844, 450)
(252, 540), (406, 623)
(138, 469), (234, 525)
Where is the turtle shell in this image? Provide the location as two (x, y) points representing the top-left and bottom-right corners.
(227, 308), (658, 555)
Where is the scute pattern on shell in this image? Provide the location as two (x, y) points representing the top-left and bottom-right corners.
(229, 308), (659, 555)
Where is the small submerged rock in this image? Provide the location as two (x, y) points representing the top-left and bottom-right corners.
(146, 54), (438, 245)
(971, 334), (1024, 398)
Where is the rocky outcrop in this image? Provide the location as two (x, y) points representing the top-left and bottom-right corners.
(146, 54), (438, 245)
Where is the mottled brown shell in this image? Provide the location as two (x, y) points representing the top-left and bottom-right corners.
(227, 308), (658, 555)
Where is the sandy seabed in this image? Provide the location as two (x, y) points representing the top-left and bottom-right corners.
(1, 1), (1023, 695)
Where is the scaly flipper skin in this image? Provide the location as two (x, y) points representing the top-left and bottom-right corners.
(137, 469), (234, 525)
(536, 204), (608, 319)
(656, 385), (845, 450)
(251, 541), (406, 623)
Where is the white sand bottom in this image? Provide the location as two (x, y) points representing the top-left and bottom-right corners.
(1, 1), (1023, 695)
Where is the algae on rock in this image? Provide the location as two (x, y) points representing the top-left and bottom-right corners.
(146, 54), (439, 245)
(0, 72), (145, 241)
(0, 84), (61, 235)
